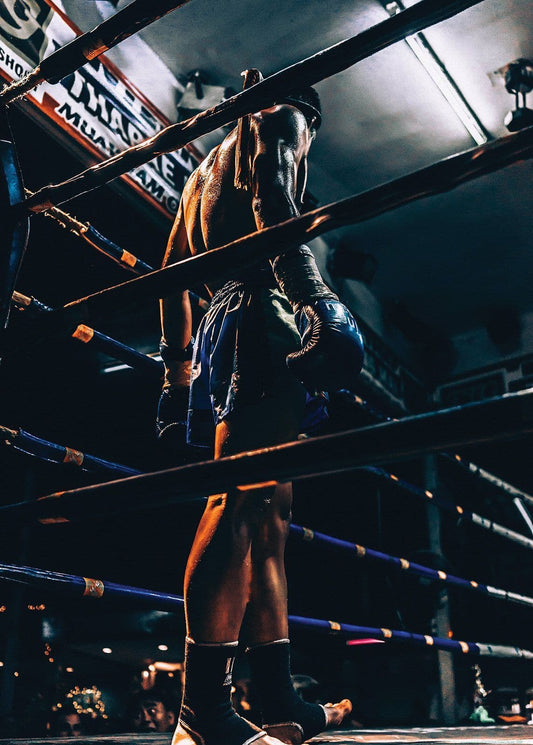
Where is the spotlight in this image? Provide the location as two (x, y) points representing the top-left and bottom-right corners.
(503, 59), (533, 132)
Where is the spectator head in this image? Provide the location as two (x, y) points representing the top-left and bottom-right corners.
(127, 688), (177, 733)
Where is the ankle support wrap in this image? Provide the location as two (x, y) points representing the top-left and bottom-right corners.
(247, 639), (326, 740)
(180, 638), (266, 745)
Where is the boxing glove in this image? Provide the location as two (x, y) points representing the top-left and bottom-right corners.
(156, 339), (194, 444)
(271, 245), (364, 392)
(288, 298), (364, 393)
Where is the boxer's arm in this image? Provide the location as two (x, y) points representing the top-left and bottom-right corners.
(159, 201), (193, 389)
(250, 106), (364, 393)
(250, 106), (337, 310)
(250, 105), (310, 229)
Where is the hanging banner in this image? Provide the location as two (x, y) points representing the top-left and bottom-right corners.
(0, 0), (195, 219)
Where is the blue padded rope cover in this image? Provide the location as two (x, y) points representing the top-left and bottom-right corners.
(12, 293), (162, 376)
(85, 225), (154, 274)
(11, 429), (140, 477)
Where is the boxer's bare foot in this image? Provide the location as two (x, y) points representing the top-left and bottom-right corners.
(264, 699), (353, 744)
(324, 698), (352, 728)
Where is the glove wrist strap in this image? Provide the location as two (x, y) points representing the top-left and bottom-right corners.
(159, 338), (194, 363)
(271, 246), (337, 311)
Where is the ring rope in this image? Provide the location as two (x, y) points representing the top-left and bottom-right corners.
(12, 292), (526, 539)
(289, 525), (533, 609)
(11, 291), (162, 377)
(348, 394), (533, 513)
(0, 0), (194, 104)
(38, 200), (154, 275)
(0, 560), (531, 660)
(35, 201), (210, 310)
(8, 126), (533, 360)
(1, 387), (532, 527)
(0, 424), (140, 477)
(443, 452), (533, 509)
(21, 0), (486, 214)
(4, 424), (530, 610)
(364, 465), (533, 551)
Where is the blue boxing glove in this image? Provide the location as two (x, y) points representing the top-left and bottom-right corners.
(288, 299), (364, 393)
(271, 245), (364, 393)
(156, 339), (194, 445)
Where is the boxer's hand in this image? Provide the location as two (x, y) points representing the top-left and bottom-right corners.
(157, 339), (193, 444)
(287, 299), (364, 393)
(156, 380), (190, 444)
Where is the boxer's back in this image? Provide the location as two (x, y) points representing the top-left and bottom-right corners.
(179, 105), (310, 292)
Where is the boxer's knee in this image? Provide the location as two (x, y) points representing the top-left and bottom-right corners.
(251, 483), (293, 561)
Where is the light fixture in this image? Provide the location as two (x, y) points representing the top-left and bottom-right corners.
(503, 59), (533, 132)
(157, 644), (169, 651)
(384, 1), (488, 145)
(66, 667), (74, 673)
(102, 647), (112, 654)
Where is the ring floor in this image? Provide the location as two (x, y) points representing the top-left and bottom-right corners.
(1, 727), (533, 744)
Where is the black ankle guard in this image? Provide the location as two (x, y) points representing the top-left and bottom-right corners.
(247, 639), (326, 740)
(180, 638), (266, 745)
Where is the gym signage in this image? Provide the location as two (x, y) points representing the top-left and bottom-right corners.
(0, 0), (194, 219)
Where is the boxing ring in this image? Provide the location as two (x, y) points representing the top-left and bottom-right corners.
(0, 725), (532, 744)
(1, 0), (533, 741)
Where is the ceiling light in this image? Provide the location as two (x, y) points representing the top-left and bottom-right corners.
(384, 1), (488, 146)
(102, 647), (112, 654)
(404, 34), (487, 145)
(157, 644), (169, 651)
